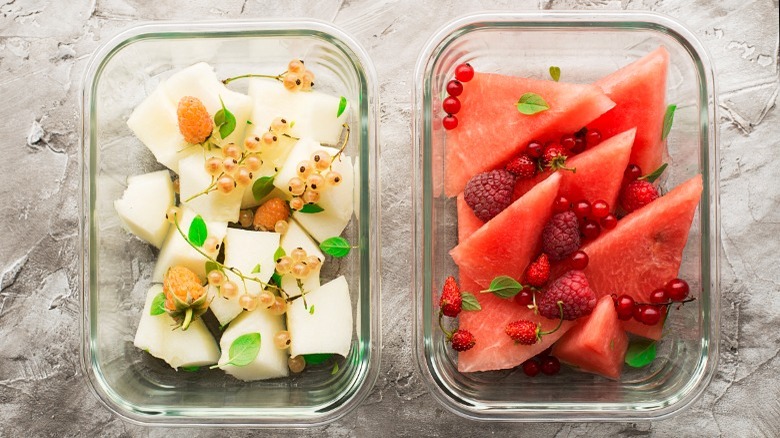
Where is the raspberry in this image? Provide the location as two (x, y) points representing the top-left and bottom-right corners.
(620, 180), (659, 213)
(439, 276), (462, 317)
(537, 270), (597, 320)
(541, 211), (581, 261)
(505, 154), (537, 179)
(450, 329), (476, 351)
(505, 320), (539, 345)
(163, 266), (206, 309)
(525, 253), (550, 288)
(253, 197), (290, 231)
(463, 170), (516, 222)
(177, 96), (213, 144)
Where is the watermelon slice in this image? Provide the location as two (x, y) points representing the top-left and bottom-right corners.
(587, 47), (670, 175)
(444, 73), (615, 196)
(456, 193), (483, 242)
(450, 173), (561, 288)
(551, 295), (629, 379)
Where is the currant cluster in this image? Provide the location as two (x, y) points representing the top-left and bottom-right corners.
(206, 268), (287, 314)
(552, 195), (617, 242)
(521, 349), (561, 377)
(612, 278), (692, 326)
(442, 63), (475, 130)
(202, 142), (262, 195)
(275, 246), (322, 280)
(506, 128), (603, 180)
(285, 149), (343, 211)
(283, 59), (315, 92)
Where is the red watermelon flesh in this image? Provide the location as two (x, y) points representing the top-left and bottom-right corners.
(587, 47), (670, 175)
(552, 295), (629, 379)
(456, 193), (483, 241)
(512, 128), (636, 209)
(444, 73), (615, 197)
(450, 173), (562, 288)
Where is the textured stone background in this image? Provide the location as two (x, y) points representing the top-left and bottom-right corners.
(1, 0), (778, 436)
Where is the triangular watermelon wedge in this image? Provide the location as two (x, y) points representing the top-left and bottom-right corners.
(456, 193), (483, 241)
(444, 73), (615, 196)
(450, 173), (561, 288)
(587, 47), (670, 175)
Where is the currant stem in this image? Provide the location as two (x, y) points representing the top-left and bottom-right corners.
(539, 301), (564, 336)
(330, 123), (350, 164)
(638, 297), (696, 308)
(438, 311), (454, 340)
(222, 73), (284, 85)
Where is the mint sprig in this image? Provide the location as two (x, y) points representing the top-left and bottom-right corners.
(320, 236), (350, 258)
(662, 104), (676, 141)
(461, 292), (481, 311)
(150, 292), (166, 316)
(480, 276), (523, 299)
(549, 66), (561, 82)
(516, 93), (549, 115)
(214, 96), (237, 139)
(625, 340), (657, 368)
(211, 332), (261, 369)
(188, 215), (208, 247)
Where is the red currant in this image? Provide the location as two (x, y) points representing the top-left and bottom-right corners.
(540, 356), (561, 375)
(624, 164), (643, 184)
(442, 114), (458, 130)
(560, 134), (576, 151)
(600, 214), (617, 230)
(446, 79), (463, 97)
(454, 63), (475, 82)
(638, 305), (662, 325)
(569, 250), (589, 270)
(442, 96), (461, 114)
(591, 200), (609, 219)
(553, 195), (571, 213)
(515, 288), (534, 306)
(649, 288), (669, 304)
(522, 359), (540, 377)
(665, 278), (690, 301)
(572, 200), (591, 219)
(527, 141), (544, 158)
(632, 302), (644, 321)
(581, 219), (601, 240)
(571, 137), (586, 154)
(615, 294), (635, 321)
(586, 129), (602, 146)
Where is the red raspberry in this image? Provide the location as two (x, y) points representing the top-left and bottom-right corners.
(525, 253), (550, 288)
(505, 154), (537, 179)
(505, 320), (540, 345)
(439, 276), (461, 317)
(537, 270), (597, 320)
(463, 170), (516, 222)
(177, 96), (213, 144)
(620, 180), (659, 213)
(541, 211), (581, 261)
(450, 329), (476, 351)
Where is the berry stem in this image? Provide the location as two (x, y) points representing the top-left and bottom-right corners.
(222, 73), (284, 85)
(181, 308), (193, 331)
(330, 123), (351, 165)
(636, 297), (696, 308)
(538, 301), (564, 336)
(438, 311), (454, 340)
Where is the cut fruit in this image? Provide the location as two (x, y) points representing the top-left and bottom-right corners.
(239, 135), (297, 209)
(587, 47), (670, 175)
(456, 193), (483, 242)
(552, 295), (629, 379)
(450, 173), (561, 288)
(218, 307), (289, 381)
(444, 73), (615, 196)
(178, 151), (244, 223)
(114, 170), (174, 248)
(287, 275), (352, 358)
(279, 220), (322, 298)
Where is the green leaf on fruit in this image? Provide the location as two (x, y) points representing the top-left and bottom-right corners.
(549, 66), (561, 82)
(642, 163), (668, 183)
(180, 365), (200, 372)
(212, 332), (261, 368)
(299, 203), (325, 214)
(214, 96), (237, 139)
(481, 276), (523, 299)
(274, 246), (286, 261)
(625, 340), (657, 368)
(205, 260), (220, 274)
(271, 272), (282, 286)
(337, 96), (347, 118)
(252, 176), (275, 201)
(320, 236), (350, 258)
(251, 264), (261, 274)
(461, 292), (481, 311)
(309, 305), (315, 315)
(188, 215), (208, 247)
(303, 353), (332, 365)
(331, 362), (339, 375)
(662, 104), (676, 141)
(516, 93), (549, 115)
(150, 292), (166, 316)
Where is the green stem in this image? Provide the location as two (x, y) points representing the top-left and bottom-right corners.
(438, 311), (453, 340)
(181, 308), (193, 331)
(222, 73), (283, 85)
(539, 301), (564, 337)
(330, 124), (351, 165)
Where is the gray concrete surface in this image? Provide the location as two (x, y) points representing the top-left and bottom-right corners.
(1, 0), (779, 436)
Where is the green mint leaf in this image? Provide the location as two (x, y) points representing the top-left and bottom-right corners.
(246, 120), (253, 125)
(625, 340), (657, 368)
(642, 163), (668, 183)
(150, 292), (166, 316)
(337, 96), (347, 118)
(299, 203), (324, 214)
(226, 332), (262, 367)
(289, 120), (296, 128)
(273, 246), (286, 261)
(516, 92), (550, 115)
(309, 305), (315, 315)
(461, 292), (482, 311)
(188, 215), (208, 247)
(331, 361), (339, 375)
(662, 104), (676, 141)
(215, 96), (236, 139)
(549, 66), (561, 82)
(205, 260), (220, 274)
(481, 275), (523, 299)
(319, 236), (350, 258)
(303, 353), (332, 365)
(271, 272), (282, 286)
(251, 264), (261, 274)
(252, 176), (275, 201)
(180, 365), (200, 372)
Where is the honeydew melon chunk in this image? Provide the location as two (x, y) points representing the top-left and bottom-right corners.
(279, 220), (322, 298)
(218, 308), (289, 381)
(134, 285), (221, 369)
(247, 79), (349, 145)
(126, 84), (194, 173)
(114, 170), (174, 248)
(152, 207), (227, 282)
(162, 62), (253, 147)
(287, 275), (352, 357)
(179, 151), (243, 223)
(206, 284), (241, 327)
(239, 134), (296, 209)
(272, 137), (322, 197)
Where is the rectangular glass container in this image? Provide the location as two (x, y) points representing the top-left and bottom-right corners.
(413, 11), (719, 421)
(80, 20), (379, 427)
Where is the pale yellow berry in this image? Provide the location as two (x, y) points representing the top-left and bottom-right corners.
(306, 173), (325, 192)
(283, 73), (302, 91)
(269, 296), (287, 315)
(222, 143), (241, 159)
(291, 261), (310, 279)
(245, 155), (262, 172)
(306, 255), (322, 271)
(288, 355), (305, 373)
(244, 136), (261, 152)
(287, 177), (306, 196)
(239, 294), (257, 311)
(270, 117), (290, 135)
(223, 157), (238, 175)
(203, 236), (220, 253)
(165, 206), (182, 224)
(302, 189), (320, 204)
(289, 197), (304, 211)
(222, 281), (239, 299)
(275, 256), (293, 274)
(257, 290), (275, 308)
(296, 160), (314, 179)
(288, 59), (305, 73)
(238, 209), (254, 228)
(217, 175), (235, 194)
(311, 150), (331, 170)
(235, 167), (253, 187)
(273, 330), (291, 349)
(204, 157), (223, 176)
(261, 131), (278, 147)
(301, 71), (315, 91)
(326, 171), (342, 186)
(274, 220), (289, 234)
(207, 270), (225, 286)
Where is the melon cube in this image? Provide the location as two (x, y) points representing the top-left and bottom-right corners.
(152, 207), (227, 282)
(218, 308), (288, 381)
(287, 275), (352, 357)
(114, 170), (174, 248)
(179, 151), (244, 223)
(552, 295), (629, 380)
(279, 220), (322, 298)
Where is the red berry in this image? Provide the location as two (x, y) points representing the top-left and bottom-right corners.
(525, 253), (550, 288)
(463, 170), (516, 222)
(442, 96), (461, 114)
(572, 200), (591, 220)
(450, 329), (476, 351)
(454, 63), (475, 82)
(442, 114), (458, 130)
(600, 214), (617, 230)
(560, 134), (576, 151)
(569, 250), (589, 270)
(522, 359), (540, 377)
(623, 164), (643, 184)
(665, 278), (690, 301)
(581, 219), (601, 240)
(615, 294), (635, 321)
(542, 144), (570, 170)
(541, 211), (581, 261)
(591, 200), (609, 219)
(620, 180), (659, 213)
(505, 154), (537, 179)
(638, 305), (662, 325)
(571, 137), (586, 154)
(446, 79), (463, 97)
(505, 320), (539, 345)
(553, 195), (571, 213)
(649, 288), (669, 304)
(515, 288), (534, 306)
(537, 270), (597, 320)
(439, 276), (462, 317)
(586, 129), (602, 146)
(540, 356), (561, 375)
(527, 141), (544, 158)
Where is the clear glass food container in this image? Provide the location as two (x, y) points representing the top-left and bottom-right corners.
(80, 20), (379, 426)
(412, 12), (718, 421)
